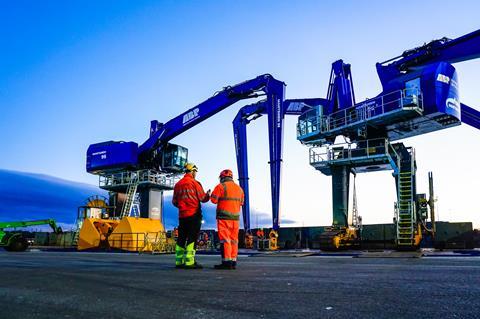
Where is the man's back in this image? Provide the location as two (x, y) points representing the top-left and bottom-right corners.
(211, 179), (244, 219)
(173, 174), (208, 218)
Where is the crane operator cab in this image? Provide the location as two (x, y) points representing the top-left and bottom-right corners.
(161, 143), (188, 173)
(86, 141), (188, 174)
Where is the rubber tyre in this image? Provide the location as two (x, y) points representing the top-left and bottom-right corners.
(8, 236), (29, 252)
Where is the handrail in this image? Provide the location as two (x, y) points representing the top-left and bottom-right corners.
(324, 88), (423, 132)
(309, 138), (396, 165)
(99, 169), (180, 188)
(298, 88), (423, 139)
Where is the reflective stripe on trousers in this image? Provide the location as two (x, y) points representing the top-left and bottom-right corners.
(175, 244), (185, 266)
(185, 242), (196, 266)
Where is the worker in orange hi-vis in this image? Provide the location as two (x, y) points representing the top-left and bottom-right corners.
(256, 228), (265, 239)
(210, 169), (244, 270)
(172, 163), (210, 269)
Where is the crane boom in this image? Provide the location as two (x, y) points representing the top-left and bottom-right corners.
(0, 219), (62, 233)
(377, 29), (480, 86)
(139, 74), (283, 156)
(87, 74), (286, 230)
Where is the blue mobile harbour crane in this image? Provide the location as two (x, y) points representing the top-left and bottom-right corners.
(86, 74), (303, 234)
(297, 29), (480, 250)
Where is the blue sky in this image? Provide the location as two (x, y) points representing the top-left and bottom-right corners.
(1, 1), (479, 228)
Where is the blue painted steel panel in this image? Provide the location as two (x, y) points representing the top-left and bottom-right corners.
(461, 103), (480, 129)
(86, 141), (138, 174)
(266, 81), (285, 230)
(435, 64), (460, 119)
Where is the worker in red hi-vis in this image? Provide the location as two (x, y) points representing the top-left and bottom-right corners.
(210, 169), (244, 270)
(172, 163), (210, 269)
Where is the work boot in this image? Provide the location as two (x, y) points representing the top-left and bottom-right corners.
(214, 261), (233, 270)
(184, 261), (203, 269)
(175, 264), (185, 269)
(231, 261), (237, 269)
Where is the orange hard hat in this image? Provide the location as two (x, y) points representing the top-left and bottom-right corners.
(219, 169), (233, 179)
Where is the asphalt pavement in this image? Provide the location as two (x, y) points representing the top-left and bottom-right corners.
(0, 250), (478, 319)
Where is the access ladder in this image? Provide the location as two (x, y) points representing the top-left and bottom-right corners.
(395, 150), (416, 247)
(121, 173), (140, 218)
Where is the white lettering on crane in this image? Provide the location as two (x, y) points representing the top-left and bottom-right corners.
(182, 108), (200, 125)
(276, 99), (282, 128)
(436, 74), (450, 84)
(92, 151), (107, 160)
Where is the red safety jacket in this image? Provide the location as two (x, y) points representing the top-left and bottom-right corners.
(211, 178), (244, 220)
(172, 173), (209, 218)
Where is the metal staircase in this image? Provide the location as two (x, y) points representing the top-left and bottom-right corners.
(351, 175), (361, 228)
(395, 149), (416, 247)
(71, 219), (83, 246)
(121, 173), (140, 218)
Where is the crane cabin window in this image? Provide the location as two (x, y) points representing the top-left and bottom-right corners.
(405, 78), (421, 97)
(404, 78), (421, 106)
(162, 144), (189, 172)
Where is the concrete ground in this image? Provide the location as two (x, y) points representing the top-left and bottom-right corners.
(0, 250), (479, 319)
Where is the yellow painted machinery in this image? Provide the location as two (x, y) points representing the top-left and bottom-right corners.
(76, 196), (171, 252)
(109, 217), (165, 252)
(196, 230), (214, 251)
(77, 216), (172, 252)
(244, 232), (254, 249)
(268, 230), (279, 251)
(318, 226), (360, 251)
(77, 218), (119, 250)
(255, 229), (279, 251)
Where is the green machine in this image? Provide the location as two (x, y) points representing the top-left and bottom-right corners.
(0, 219), (62, 252)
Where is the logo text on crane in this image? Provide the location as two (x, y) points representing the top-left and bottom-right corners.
(436, 74), (450, 84)
(182, 108), (200, 125)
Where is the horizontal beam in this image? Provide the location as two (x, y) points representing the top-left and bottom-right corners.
(461, 103), (480, 130)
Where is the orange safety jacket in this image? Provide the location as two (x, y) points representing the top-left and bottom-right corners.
(257, 229), (265, 238)
(172, 173), (209, 218)
(210, 179), (244, 220)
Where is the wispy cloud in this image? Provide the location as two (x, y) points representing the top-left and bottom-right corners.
(0, 169), (288, 230)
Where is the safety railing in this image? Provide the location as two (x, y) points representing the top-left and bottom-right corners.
(99, 169), (179, 189)
(309, 138), (400, 169)
(108, 232), (145, 251)
(108, 231), (174, 253)
(297, 88), (423, 139)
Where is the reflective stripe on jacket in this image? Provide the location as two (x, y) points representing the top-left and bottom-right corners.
(172, 173), (209, 218)
(210, 179), (244, 220)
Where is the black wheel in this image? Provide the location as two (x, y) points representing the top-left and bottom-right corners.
(8, 236), (29, 252)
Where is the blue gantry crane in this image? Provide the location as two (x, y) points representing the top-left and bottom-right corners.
(296, 29), (480, 250)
